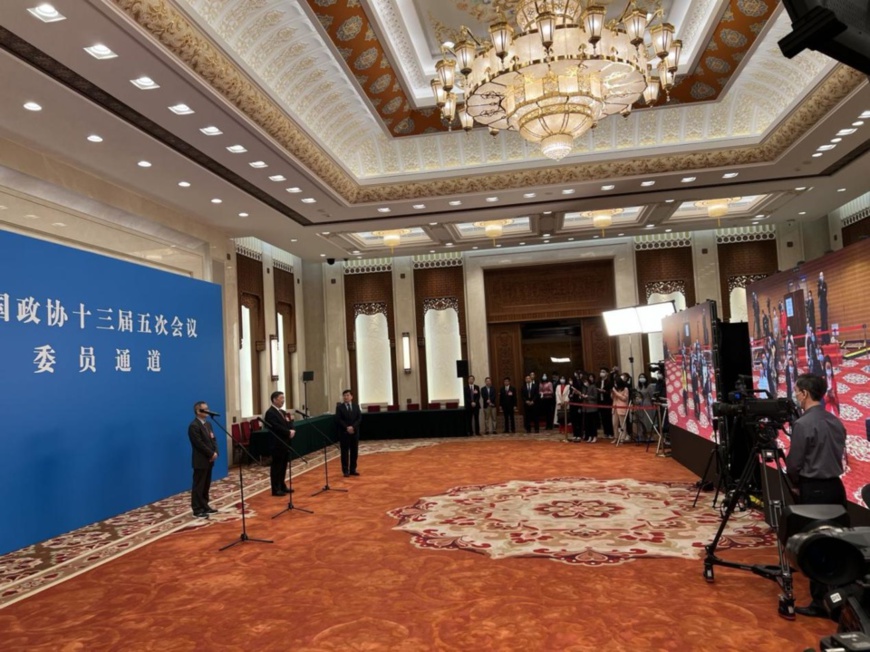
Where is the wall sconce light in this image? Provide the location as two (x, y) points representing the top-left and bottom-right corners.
(402, 332), (412, 373)
(269, 334), (280, 380)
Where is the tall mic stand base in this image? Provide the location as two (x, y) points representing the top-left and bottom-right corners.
(311, 484), (348, 497)
(271, 501), (314, 518)
(219, 531), (273, 551)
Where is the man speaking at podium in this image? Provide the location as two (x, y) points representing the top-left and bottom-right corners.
(188, 401), (218, 518)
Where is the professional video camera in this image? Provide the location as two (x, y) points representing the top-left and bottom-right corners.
(711, 375), (798, 443)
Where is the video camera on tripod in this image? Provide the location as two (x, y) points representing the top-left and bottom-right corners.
(711, 375), (799, 444)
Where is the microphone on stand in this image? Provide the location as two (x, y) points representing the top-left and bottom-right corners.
(295, 409), (310, 419)
(201, 410), (222, 417)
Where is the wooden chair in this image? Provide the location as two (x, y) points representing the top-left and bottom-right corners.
(406, 403), (420, 411)
(387, 405), (399, 412)
(366, 405), (382, 413)
(427, 402), (441, 410)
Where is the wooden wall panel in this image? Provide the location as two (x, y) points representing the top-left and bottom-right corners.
(483, 260), (616, 323)
(488, 322), (522, 392)
(635, 247), (696, 307)
(843, 217), (870, 248)
(717, 239), (779, 321)
(581, 317), (618, 373)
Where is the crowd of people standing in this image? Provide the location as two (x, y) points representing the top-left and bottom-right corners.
(463, 367), (664, 442)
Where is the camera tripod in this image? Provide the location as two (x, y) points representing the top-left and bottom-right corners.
(702, 427), (796, 619)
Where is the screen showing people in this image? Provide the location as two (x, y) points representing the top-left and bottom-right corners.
(745, 239), (870, 504)
(661, 301), (718, 440)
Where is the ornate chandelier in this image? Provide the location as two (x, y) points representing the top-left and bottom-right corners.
(696, 198), (742, 226)
(432, 0), (681, 161)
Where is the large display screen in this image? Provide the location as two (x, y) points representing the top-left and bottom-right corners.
(0, 229), (227, 555)
(746, 239), (870, 504)
(662, 301), (719, 441)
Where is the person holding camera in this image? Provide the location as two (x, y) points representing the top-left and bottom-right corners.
(786, 373), (847, 618)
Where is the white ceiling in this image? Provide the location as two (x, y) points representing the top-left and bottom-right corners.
(0, 0), (869, 262)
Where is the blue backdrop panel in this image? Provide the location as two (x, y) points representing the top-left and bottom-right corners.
(0, 230), (226, 555)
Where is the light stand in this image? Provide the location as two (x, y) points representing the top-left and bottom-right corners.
(211, 415), (273, 551)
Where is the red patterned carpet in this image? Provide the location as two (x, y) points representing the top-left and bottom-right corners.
(0, 437), (835, 651)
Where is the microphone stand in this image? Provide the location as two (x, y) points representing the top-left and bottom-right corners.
(258, 417), (314, 519)
(208, 414), (273, 552)
(296, 410), (348, 497)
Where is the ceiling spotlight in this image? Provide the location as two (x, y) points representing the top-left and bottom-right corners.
(249, 161), (268, 168)
(681, 176), (696, 183)
(87, 134), (103, 143)
(837, 128), (857, 136)
(838, 188), (847, 192)
(752, 221), (759, 225)
(799, 211), (807, 215)
(723, 172), (739, 179)
(268, 175), (286, 182)
(568, 237), (575, 241)
(601, 184), (616, 191)
(290, 239), (298, 243)
(853, 121), (865, 127)
(286, 187), (302, 193)
(562, 189), (576, 195)
(168, 103), (194, 115)
(238, 212), (249, 218)
(831, 138), (842, 143)
(542, 233), (551, 237)
(226, 145), (247, 153)
(84, 44), (117, 60)
(665, 199), (675, 203)
(23, 102), (42, 111)
(817, 144), (836, 151)
(543, 239), (550, 243)
(413, 204), (426, 209)
(645, 224), (655, 228)
(755, 214), (765, 218)
(665, 228), (672, 233)
(520, 242), (526, 245)
(137, 160), (152, 168)
(446, 242), (454, 247)
(618, 233), (625, 236)
(211, 198), (222, 204)
(131, 77), (159, 90)
(449, 200), (462, 206)
(795, 187), (807, 191)
(301, 198), (316, 203)
(321, 231), (331, 235)
(812, 153), (823, 157)
(486, 197), (499, 202)
(640, 181), (655, 187)
(352, 250), (360, 255)
(523, 193), (537, 198)
(377, 207), (391, 213)
(320, 254), (326, 258)
(542, 210), (553, 215)
(178, 181), (191, 188)
(200, 126), (223, 136)
(28, 4), (66, 22)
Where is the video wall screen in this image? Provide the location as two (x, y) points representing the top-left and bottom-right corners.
(746, 238), (870, 505)
(662, 301), (719, 441)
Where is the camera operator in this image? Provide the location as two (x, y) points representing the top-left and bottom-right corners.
(786, 373), (847, 618)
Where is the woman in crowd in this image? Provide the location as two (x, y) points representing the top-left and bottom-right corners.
(612, 374), (631, 442)
(823, 354), (840, 416)
(633, 373), (656, 442)
(539, 374), (555, 431)
(555, 376), (572, 436)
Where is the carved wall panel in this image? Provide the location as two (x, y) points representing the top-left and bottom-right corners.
(717, 239), (778, 321)
(581, 317), (618, 373)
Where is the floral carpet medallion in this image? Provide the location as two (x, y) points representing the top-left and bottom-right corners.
(389, 477), (775, 566)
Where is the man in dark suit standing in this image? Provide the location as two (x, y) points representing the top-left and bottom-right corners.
(188, 401), (218, 518)
(522, 374), (539, 433)
(481, 377), (497, 434)
(818, 272), (829, 344)
(264, 391), (295, 496)
(335, 389), (362, 477)
(499, 377), (517, 433)
(463, 375), (481, 436)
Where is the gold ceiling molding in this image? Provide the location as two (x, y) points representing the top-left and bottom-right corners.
(111, 1), (863, 206)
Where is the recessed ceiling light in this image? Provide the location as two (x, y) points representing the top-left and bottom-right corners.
(320, 254), (326, 258)
(28, 4), (66, 22)
(495, 244), (502, 248)
(755, 214), (765, 219)
(795, 187), (807, 191)
(291, 239), (298, 243)
(428, 221), (438, 226)
(543, 239), (550, 243)
(722, 172), (739, 179)
(211, 198), (222, 204)
(286, 187), (302, 193)
(200, 126), (222, 136)
(853, 121), (864, 127)
(817, 144), (836, 151)
(413, 204), (426, 209)
(352, 250), (360, 255)
(542, 233), (551, 237)
(665, 199), (675, 203)
(449, 200), (462, 206)
(226, 145), (247, 153)
(238, 212), (249, 218)
(472, 246), (479, 250)
(131, 77), (159, 90)
(601, 184), (615, 191)
(24, 214), (40, 219)
(831, 138), (842, 143)
(51, 222), (66, 227)
(799, 211), (806, 215)
(523, 193), (537, 198)
(812, 153), (823, 157)
(23, 102), (42, 111)
(751, 221), (759, 225)
(838, 188), (847, 192)
(84, 44), (117, 59)
(486, 197), (499, 202)
(178, 181), (191, 188)
(430, 250), (435, 253)
(593, 235), (599, 239)
(249, 161), (268, 168)
(168, 103), (194, 115)
(268, 175), (286, 182)
(542, 210), (552, 215)
(665, 228), (672, 233)
(562, 189), (575, 195)
(446, 243), (454, 247)
(568, 237), (575, 241)
(640, 181), (655, 187)
(681, 176), (696, 183)
(321, 231), (330, 235)
(860, 111), (870, 119)
(137, 160), (152, 168)
(520, 242), (526, 245)
(645, 224), (655, 228)
(837, 128), (857, 136)
(301, 198), (316, 204)
(377, 207), (391, 213)
(86, 134), (103, 143)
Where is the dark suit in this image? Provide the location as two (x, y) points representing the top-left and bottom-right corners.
(522, 382), (539, 433)
(188, 418), (217, 514)
(481, 384), (497, 433)
(818, 277), (829, 344)
(499, 385), (517, 433)
(335, 401), (362, 475)
(264, 405), (295, 493)
(463, 383), (481, 435)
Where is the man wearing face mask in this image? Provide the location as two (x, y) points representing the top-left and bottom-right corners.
(634, 374), (656, 442)
(786, 373), (847, 618)
(597, 368), (614, 438)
